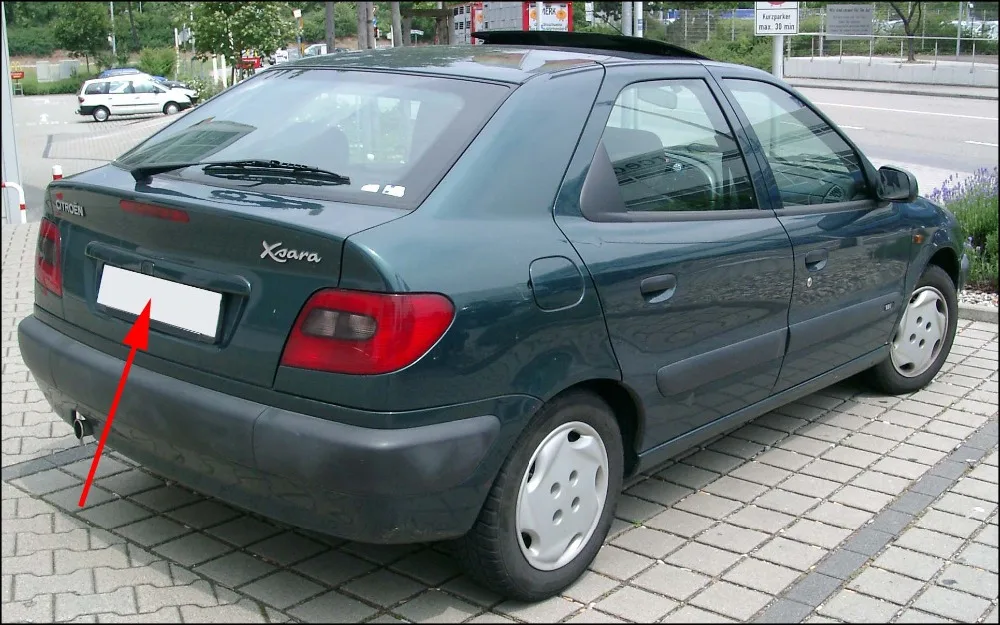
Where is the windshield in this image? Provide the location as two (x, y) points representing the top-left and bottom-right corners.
(115, 68), (511, 209)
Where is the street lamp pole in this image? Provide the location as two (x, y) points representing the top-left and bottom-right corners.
(110, 2), (117, 58)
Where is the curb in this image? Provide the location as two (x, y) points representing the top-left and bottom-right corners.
(786, 82), (999, 101)
(958, 303), (1000, 324)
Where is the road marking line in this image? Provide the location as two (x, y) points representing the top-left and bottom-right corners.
(814, 102), (999, 121)
(839, 125), (865, 130)
(965, 140), (999, 147)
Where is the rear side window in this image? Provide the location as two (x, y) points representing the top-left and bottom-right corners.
(85, 82), (109, 95)
(598, 78), (757, 213)
(115, 69), (512, 210)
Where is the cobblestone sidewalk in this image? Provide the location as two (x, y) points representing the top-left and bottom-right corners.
(3, 222), (998, 623)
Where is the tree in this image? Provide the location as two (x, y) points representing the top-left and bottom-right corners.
(126, 1), (140, 51)
(52, 1), (111, 72)
(356, 2), (366, 49)
(192, 2), (295, 82)
(325, 2), (335, 50)
(888, 1), (923, 62)
(390, 2), (403, 47)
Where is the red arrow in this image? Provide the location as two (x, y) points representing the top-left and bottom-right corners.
(78, 300), (151, 507)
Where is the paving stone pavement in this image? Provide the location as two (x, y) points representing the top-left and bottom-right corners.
(3, 221), (998, 623)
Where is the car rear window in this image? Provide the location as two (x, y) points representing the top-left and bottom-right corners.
(114, 68), (512, 210)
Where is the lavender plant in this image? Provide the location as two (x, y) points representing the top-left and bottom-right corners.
(928, 167), (998, 293)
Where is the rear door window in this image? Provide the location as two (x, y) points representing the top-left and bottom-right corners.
(85, 82), (109, 95)
(115, 69), (512, 209)
(599, 78), (758, 213)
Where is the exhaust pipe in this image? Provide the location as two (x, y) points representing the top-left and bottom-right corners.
(72, 412), (93, 442)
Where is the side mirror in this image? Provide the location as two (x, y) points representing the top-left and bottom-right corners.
(877, 165), (918, 203)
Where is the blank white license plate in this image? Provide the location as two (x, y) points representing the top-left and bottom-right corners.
(97, 265), (223, 339)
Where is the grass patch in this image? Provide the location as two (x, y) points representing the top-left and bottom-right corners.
(929, 167), (999, 293)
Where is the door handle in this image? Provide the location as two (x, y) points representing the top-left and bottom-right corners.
(640, 274), (677, 303)
(804, 249), (829, 272)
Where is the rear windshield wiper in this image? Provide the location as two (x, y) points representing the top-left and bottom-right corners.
(128, 159), (350, 185)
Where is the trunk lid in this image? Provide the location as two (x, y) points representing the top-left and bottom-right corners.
(44, 164), (405, 388)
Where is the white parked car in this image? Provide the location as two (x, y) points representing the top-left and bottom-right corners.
(77, 76), (199, 122)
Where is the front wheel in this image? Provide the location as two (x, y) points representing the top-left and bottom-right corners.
(454, 391), (624, 601)
(867, 264), (958, 394)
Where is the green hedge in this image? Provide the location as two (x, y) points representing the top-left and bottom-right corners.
(17, 68), (99, 96)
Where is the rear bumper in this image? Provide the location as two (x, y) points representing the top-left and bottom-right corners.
(77, 105), (96, 116)
(18, 314), (538, 543)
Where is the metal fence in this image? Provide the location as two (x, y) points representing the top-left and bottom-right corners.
(627, 4), (998, 59)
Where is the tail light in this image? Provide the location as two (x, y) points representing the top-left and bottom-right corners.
(280, 289), (454, 375)
(36, 218), (62, 296)
(78, 96), (84, 103)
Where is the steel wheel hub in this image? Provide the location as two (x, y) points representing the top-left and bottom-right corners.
(515, 421), (609, 571)
(890, 286), (948, 378)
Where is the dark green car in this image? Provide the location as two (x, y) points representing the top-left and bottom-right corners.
(18, 32), (968, 600)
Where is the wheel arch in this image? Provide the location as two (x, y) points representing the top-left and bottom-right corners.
(551, 378), (644, 478)
(927, 246), (961, 288)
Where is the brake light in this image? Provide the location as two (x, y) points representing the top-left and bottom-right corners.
(36, 218), (62, 296)
(120, 199), (189, 223)
(280, 289), (454, 375)
(78, 96), (84, 103)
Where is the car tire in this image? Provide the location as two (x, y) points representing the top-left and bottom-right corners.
(92, 107), (110, 122)
(867, 264), (958, 395)
(454, 390), (624, 601)
(163, 102), (180, 115)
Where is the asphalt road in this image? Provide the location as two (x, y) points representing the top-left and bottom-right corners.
(795, 87), (999, 193)
(3, 88), (998, 224)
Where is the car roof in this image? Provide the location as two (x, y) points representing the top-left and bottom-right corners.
(275, 31), (764, 85)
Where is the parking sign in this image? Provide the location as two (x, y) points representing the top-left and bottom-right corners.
(755, 1), (799, 35)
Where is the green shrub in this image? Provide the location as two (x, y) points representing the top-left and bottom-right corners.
(693, 36), (773, 72)
(178, 75), (225, 102)
(139, 47), (177, 78)
(929, 168), (999, 292)
(7, 25), (57, 57)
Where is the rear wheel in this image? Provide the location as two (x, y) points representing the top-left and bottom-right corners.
(454, 390), (623, 601)
(867, 264), (958, 394)
(92, 106), (109, 122)
(163, 102), (180, 115)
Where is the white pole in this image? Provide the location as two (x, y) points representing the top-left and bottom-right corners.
(0, 181), (27, 224)
(536, 2), (544, 30)
(622, 2), (633, 36)
(956, 1), (963, 58)
(634, 1), (643, 37)
(1, 6), (23, 225)
(772, 34), (784, 78)
(110, 2), (117, 58)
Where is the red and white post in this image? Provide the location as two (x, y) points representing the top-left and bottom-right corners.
(1, 180), (27, 224)
(52, 165), (63, 180)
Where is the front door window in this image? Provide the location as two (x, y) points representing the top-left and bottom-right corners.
(724, 79), (873, 206)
